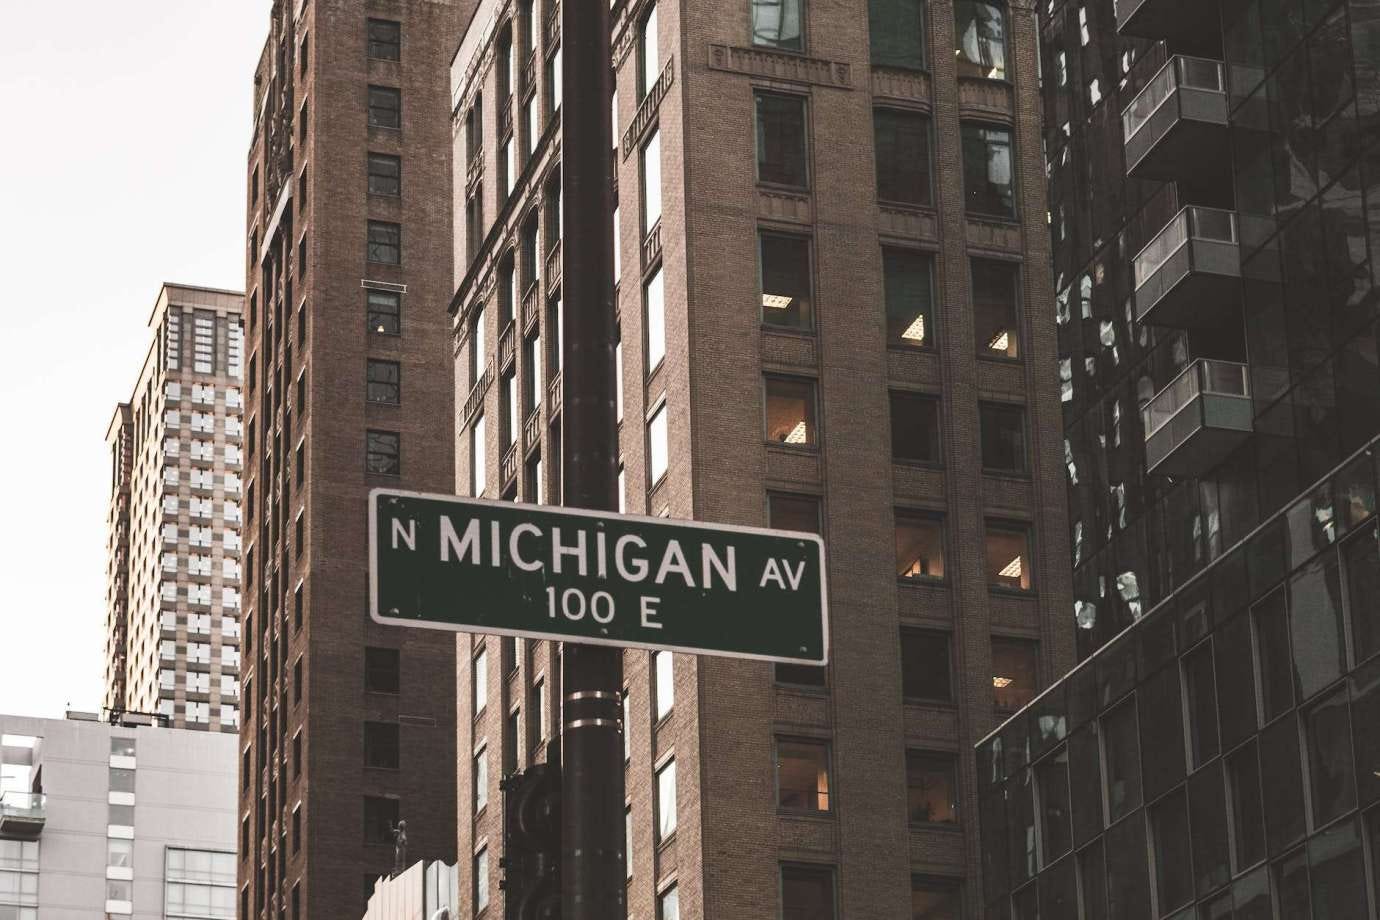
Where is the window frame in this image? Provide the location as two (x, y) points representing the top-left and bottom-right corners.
(366, 18), (402, 61)
(984, 518), (1034, 593)
(894, 509), (947, 583)
(960, 120), (1017, 220)
(753, 90), (811, 191)
(888, 389), (943, 465)
(970, 255), (1022, 360)
(366, 220), (402, 265)
(366, 152), (402, 197)
(778, 863), (838, 920)
(750, 0), (806, 52)
(758, 229), (815, 331)
(365, 359), (401, 405)
(763, 374), (820, 448)
(873, 106), (934, 208)
(774, 735), (833, 814)
(978, 400), (1029, 475)
(366, 85), (402, 130)
(365, 429), (401, 476)
(367, 288), (402, 335)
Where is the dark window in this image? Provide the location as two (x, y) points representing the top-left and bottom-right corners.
(1189, 763), (1231, 896)
(770, 493), (821, 535)
(954, 0), (1007, 80)
(1078, 842), (1108, 920)
(1305, 687), (1356, 826)
(991, 637), (1037, 709)
(889, 391), (941, 464)
(367, 221), (401, 264)
(293, 657), (303, 702)
(1253, 589), (1294, 721)
(1036, 751), (1071, 862)
(755, 92), (808, 188)
(108, 803), (135, 826)
(1274, 849), (1310, 917)
(1227, 741), (1266, 873)
(972, 258), (1020, 358)
(366, 360), (400, 404)
(882, 248), (935, 348)
(1102, 699), (1141, 824)
(985, 523), (1031, 591)
(901, 629), (952, 700)
(1308, 817), (1369, 919)
(365, 647), (401, 694)
(760, 233), (813, 329)
(367, 85), (401, 129)
(765, 376), (817, 446)
(109, 768), (135, 794)
(367, 153), (401, 196)
(292, 808), (301, 853)
(363, 722), (400, 769)
(906, 751), (958, 824)
(1138, 665), (1186, 803)
(1068, 727), (1104, 847)
(1259, 714), (1306, 854)
(869, 0), (925, 69)
(979, 402), (1027, 473)
(960, 122), (1015, 218)
(1345, 523), (1380, 663)
(776, 738), (830, 812)
(751, 0), (803, 50)
(1289, 554), (1345, 702)
(874, 108), (932, 205)
(780, 864), (835, 919)
(292, 733), (301, 777)
(895, 512), (945, 581)
(1353, 655), (1380, 807)
(367, 289), (401, 335)
(362, 796), (399, 844)
(366, 430), (400, 475)
(910, 877), (960, 919)
(1150, 792), (1193, 913)
(367, 19), (401, 60)
(1215, 611), (1258, 750)
(1183, 640), (1220, 768)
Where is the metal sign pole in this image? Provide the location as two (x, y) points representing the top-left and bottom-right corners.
(558, 0), (625, 916)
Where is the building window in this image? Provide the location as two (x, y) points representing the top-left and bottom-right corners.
(985, 522), (1032, 591)
(1101, 699), (1141, 823)
(367, 221), (401, 264)
(895, 512), (945, 581)
(366, 430), (400, 475)
(961, 122), (1015, 218)
(367, 289), (401, 334)
(655, 758), (677, 842)
(874, 108), (932, 206)
(910, 877), (962, 919)
(752, 0), (802, 49)
(648, 402), (669, 485)
(367, 19), (401, 60)
(781, 865), (836, 919)
(471, 414), (488, 496)
(193, 312), (215, 374)
(954, 0), (1007, 80)
(367, 85), (401, 129)
(765, 376), (817, 446)
(164, 849), (236, 920)
(979, 402), (1027, 473)
(645, 266), (666, 371)
(503, 371), (519, 447)
(1182, 640), (1219, 768)
(901, 628), (952, 700)
(883, 248), (934, 347)
(365, 648), (400, 694)
(474, 746), (489, 814)
(906, 751), (958, 824)
(641, 128), (662, 234)
(972, 258), (1020, 358)
(363, 796), (399, 844)
(474, 847), (489, 912)
(474, 646), (489, 716)
(759, 232), (813, 329)
(991, 637), (1037, 709)
(658, 884), (679, 920)
(755, 92), (808, 188)
(366, 360), (400, 404)
(889, 391), (941, 464)
(770, 493), (827, 687)
(367, 153), (401, 197)
(776, 738), (831, 812)
(869, 0), (924, 69)
(653, 650), (674, 721)
(363, 722), (400, 770)
(638, 3), (659, 100)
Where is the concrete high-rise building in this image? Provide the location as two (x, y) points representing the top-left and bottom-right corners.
(104, 283), (246, 733)
(239, 2), (464, 917)
(448, 0), (1074, 914)
(973, 0), (1380, 911)
(0, 710), (236, 920)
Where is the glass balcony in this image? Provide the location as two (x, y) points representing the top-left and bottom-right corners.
(1122, 57), (1228, 180)
(1133, 206), (1241, 329)
(1142, 359), (1253, 477)
(1115, 0), (1221, 43)
(0, 792), (46, 837)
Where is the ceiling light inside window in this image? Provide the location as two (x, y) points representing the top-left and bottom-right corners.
(762, 294), (793, 310)
(987, 330), (1010, 352)
(998, 555), (1023, 579)
(992, 676), (1013, 688)
(785, 421), (809, 444)
(902, 315), (926, 343)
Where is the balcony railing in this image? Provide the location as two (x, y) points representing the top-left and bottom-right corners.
(464, 360), (493, 424)
(548, 371), (563, 415)
(641, 220), (662, 269)
(1122, 56), (1228, 179)
(545, 239), (563, 289)
(499, 320), (517, 372)
(501, 442), (519, 488)
(0, 792), (46, 838)
(1142, 359), (1253, 476)
(1132, 206), (1241, 329)
(522, 282), (541, 333)
(524, 407), (543, 455)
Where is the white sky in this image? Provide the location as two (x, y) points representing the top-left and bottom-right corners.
(0, 3), (267, 718)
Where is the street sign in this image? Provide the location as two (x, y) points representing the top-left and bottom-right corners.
(369, 488), (829, 664)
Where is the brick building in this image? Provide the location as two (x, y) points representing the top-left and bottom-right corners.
(448, 0), (1074, 914)
(105, 283), (245, 734)
(238, 2), (466, 917)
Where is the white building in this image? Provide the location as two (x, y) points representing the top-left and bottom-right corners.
(363, 861), (457, 920)
(0, 711), (236, 920)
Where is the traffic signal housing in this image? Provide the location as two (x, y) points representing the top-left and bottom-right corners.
(500, 763), (560, 920)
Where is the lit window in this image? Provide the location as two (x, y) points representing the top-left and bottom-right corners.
(895, 513), (945, 581)
(906, 751), (958, 823)
(985, 522), (1032, 591)
(991, 637), (1038, 709)
(764, 376), (817, 446)
(883, 248), (934, 347)
(776, 738), (831, 812)
(759, 233), (812, 329)
(368, 289), (401, 334)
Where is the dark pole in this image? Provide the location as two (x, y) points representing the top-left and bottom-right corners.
(558, 0), (625, 917)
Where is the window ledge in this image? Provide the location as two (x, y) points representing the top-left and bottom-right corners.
(757, 180), (811, 195)
(654, 832), (677, 853)
(989, 587), (1037, 599)
(980, 469), (1032, 482)
(902, 698), (959, 710)
(777, 809), (834, 821)
(909, 821), (964, 833)
(897, 577), (948, 588)
(761, 324), (816, 339)
(775, 682), (830, 695)
(878, 199), (937, 214)
(976, 354), (1023, 366)
(764, 442), (820, 454)
(893, 459), (944, 471)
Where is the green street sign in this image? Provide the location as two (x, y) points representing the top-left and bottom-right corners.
(369, 488), (829, 664)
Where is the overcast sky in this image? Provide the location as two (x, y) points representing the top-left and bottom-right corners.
(0, 3), (266, 718)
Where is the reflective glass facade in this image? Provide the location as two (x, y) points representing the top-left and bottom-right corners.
(977, 439), (1379, 916)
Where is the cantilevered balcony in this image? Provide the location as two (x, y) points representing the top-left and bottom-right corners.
(0, 792), (46, 838)
(1143, 359), (1253, 477)
(1116, 0), (1221, 43)
(1133, 206), (1241, 329)
(1122, 57), (1228, 180)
